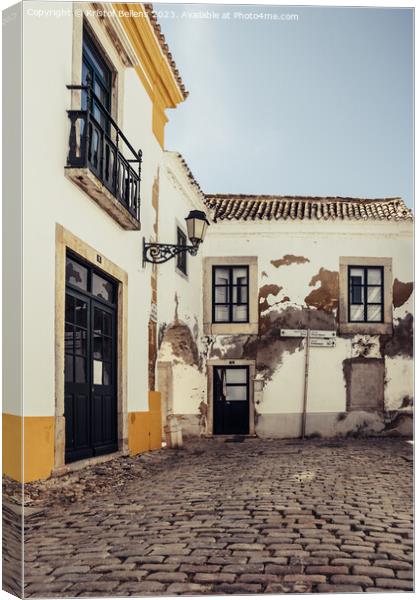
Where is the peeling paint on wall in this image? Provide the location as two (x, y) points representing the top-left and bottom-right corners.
(380, 313), (413, 358)
(259, 284), (282, 312)
(305, 268), (339, 312)
(158, 322), (167, 349)
(393, 279), (413, 308)
(271, 255), (310, 268)
(161, 322), (203, 370)
(255, 306), (337, 379)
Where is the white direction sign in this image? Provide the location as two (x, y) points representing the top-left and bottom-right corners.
(280, 328), (336, 339)
(310, 330), (336, 339)
(280, 329), (307, 338)
(310, 338), (336, 348)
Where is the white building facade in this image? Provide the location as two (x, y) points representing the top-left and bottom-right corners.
(3, 2), (197, 482)
(3, 3), (413, 484)
(158, 195), (413, 440)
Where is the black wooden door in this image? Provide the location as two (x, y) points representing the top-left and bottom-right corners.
(213, 366), (249, 435)
(64, 254), (118, 463)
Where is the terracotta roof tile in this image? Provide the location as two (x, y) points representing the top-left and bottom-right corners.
(204, 194), (413, 223)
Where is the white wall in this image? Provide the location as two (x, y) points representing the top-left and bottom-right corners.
(22, 3), (162, 416)
(156, 153), (207, 417)
(202, 217), (413, 420)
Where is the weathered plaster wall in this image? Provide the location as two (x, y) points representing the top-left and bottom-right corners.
(156, 153), (208, 434)
(196, 218), (413, 438)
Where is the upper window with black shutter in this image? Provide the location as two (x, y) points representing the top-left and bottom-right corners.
(176, 227), (188, 276)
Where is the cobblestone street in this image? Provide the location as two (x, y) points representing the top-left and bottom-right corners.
(21, 437), (413, 596)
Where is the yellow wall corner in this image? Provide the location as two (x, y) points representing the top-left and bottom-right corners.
(3, 414), (55, 483)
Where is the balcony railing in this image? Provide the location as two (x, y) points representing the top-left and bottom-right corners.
(66, 78), (142, 223)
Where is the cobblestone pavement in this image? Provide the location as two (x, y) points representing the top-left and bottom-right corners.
(22, 437), (413, 596)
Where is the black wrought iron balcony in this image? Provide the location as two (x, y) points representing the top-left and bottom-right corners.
(65, 78), (142, 230)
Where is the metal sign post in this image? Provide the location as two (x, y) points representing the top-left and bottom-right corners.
(301, 329), (310, 440)
(280, 328), (336, 438)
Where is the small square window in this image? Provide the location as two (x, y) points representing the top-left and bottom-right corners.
(176, 227), (187, 275)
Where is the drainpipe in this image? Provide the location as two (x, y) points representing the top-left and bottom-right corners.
(301, 328), (310, 439)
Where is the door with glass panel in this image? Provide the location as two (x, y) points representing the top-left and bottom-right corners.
(64, 253), (118, 463)
(213, 366), (249, 435)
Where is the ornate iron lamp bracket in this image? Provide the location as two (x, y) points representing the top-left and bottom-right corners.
(143, 238), (199, 266)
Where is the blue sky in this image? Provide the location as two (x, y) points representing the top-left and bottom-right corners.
(159, 4), (413, 207)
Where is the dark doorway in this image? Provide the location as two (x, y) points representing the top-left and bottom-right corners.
(64, 253), (118, 463)
(213, 366), (249, 435)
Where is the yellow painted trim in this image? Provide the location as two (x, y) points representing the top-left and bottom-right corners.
(128, 391), (162, 455)
(152, 102), (168, 148)
(113, 3), (185, 147)
(3, 414), (55, 483)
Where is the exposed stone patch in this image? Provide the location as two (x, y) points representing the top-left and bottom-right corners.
(380, 313), (413, 358)
(192, 316), (199, 341)
(260, 305), (336, 334)
(258, 284), (282, 312)
(305, 268), (339, 313)
(271, 255), (310, 268)
(338, 412), (385, 437)
(174, 292), (180, 324)
(351, 335), (381, 359)
(393, 279), (413, 308)
(198, 401), (208, 435)
(161, 322), (202, 370)
(158, 322), (168, 349)
(400, 395), (413, 409)
(383, 412), (413, 436)
(281, 296), (290, 303)
(342, 358), (385, 412)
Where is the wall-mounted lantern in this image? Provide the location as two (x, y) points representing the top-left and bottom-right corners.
(143, 210), (210, 265)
